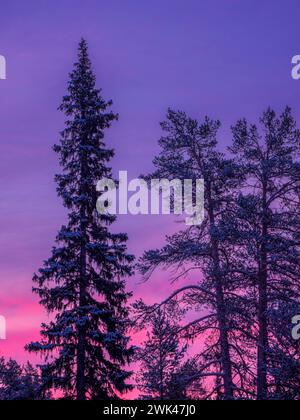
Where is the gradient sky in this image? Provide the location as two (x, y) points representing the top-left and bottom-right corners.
(1, 0), (300, 364)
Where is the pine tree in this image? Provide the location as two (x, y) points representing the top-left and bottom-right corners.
(231, 107), (300, 399)
(138, 109), (247, 400)
(27, 40), (135, 400)
(134, 302), (188, 400)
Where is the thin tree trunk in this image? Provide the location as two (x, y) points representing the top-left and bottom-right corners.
(257, 182), (268, 400)
(257, 274), (268, 400)
(76, 321), (87, 400)
(76, 141), (88, 401)
(207, 185), (234, 400)
(159, 334), (164, 400)
(76, 238), (87, 400)
(214, 273), (234, 400)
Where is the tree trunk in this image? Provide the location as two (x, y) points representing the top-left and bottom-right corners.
(215, 276), (234, 400)
(76, 305), (87, 400)
(257, 273), (268, 400)
(159, 335), (164, 400)
(207, 185), (234, 400)
(76, 143), (88, 401)
(257, 182), (268, 400)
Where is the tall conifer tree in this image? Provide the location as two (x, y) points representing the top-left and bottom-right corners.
(231, 107), (300, 399)
(139, 110), (246, 400)
(27, 40), (134, 400)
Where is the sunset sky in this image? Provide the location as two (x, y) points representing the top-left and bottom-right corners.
(1, 0), (300, 363)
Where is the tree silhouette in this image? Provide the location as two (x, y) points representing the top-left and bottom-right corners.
(27, 40), (134, 400)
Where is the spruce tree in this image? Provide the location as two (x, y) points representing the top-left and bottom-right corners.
(27, 40), (134, 400)
(0, 358), (47, 400)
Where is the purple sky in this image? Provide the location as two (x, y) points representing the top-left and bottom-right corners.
(1, 0), (300, 361)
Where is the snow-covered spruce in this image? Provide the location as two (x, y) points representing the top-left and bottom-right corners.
(26, 40), (134, 400)
(0, 358), (49, 400)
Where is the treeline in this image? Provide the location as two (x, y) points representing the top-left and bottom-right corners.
(1, 40), (300, 400)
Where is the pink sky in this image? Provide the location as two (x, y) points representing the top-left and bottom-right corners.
(1, 0), (300, 379)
